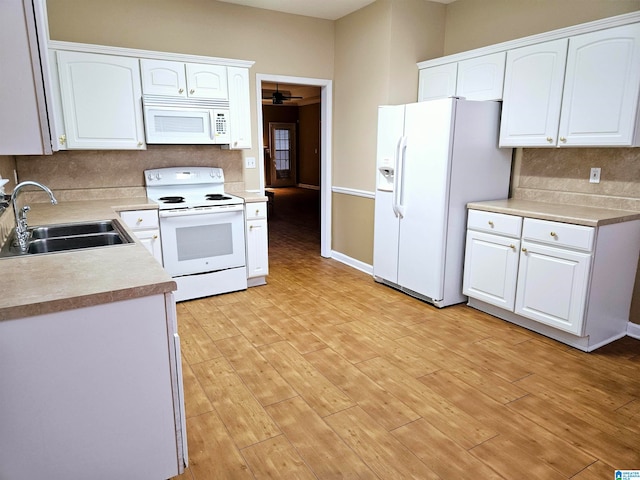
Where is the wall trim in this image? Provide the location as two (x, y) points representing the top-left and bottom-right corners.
(332, 186), (375, 199)
(627, 322), (640, 339)
(48, 40), (255, 68)
(298, 183), (320, 190)
(330, 250), (373, 275)
(417, 10), (640, 69)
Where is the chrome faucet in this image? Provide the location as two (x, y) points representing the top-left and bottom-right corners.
(11, 181), (58, 251)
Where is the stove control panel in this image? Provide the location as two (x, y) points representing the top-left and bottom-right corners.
(144, 167), (225, 186)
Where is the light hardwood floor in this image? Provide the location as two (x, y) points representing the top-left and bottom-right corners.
(172, 188), (640, 480)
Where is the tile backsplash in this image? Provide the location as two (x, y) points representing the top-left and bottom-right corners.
(15, 145), (244, 203)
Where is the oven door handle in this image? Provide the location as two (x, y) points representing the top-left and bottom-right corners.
(159, 204), (244, 217)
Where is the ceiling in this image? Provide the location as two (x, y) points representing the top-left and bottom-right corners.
(218, 0), (456, 21)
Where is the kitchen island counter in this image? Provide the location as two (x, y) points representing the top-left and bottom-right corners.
(467, 198), (640, 227)
(0, 198), (175, 321)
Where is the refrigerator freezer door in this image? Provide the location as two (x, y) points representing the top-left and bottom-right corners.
(373, 105), (405, 283)
(396, 99), (455, 301)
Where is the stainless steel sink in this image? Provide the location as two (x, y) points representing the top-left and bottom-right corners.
(30, 220), (115, 239)
(0, 220), (134, 258)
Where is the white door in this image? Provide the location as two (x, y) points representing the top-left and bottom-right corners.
(515, 241), (591, 335)
(558, 23), (640, 146)
(396, 99), (453, 300)
(418, 63), (457, 101)
(373, 105), (405, 284)
(185, 64), (228, 100)
(140, 59), (187, 97)
(57, 51), (146, 149)
(246, 218), (269, 278)
(499, 39), (568, 147)
(227, 66), (252, 149)
(463, 231), (520, 310)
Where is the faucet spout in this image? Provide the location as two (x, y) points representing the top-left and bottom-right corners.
(10, 181), (58, 252)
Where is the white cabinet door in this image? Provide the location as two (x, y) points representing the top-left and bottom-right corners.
(515, 241), (591, 335)
(456, 52), (506, 101)
(185, 63), (228, 100)
(227, 66), (252, 149)
(463, 230), (520, 310)
(418, 63), (457, 101)
(0, 0), (51, 155)
(558, 23), (640, 146)
(499, 39), (568, 147)
(246, 219), (268, 278)
(136, 228), (163, 265)
(56, 51), (146, 149)
(140, 59), (187, 97)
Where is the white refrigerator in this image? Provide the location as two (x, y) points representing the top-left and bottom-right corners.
(373, 97), (512, 307)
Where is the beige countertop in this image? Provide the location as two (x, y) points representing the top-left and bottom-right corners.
(236, 191), (269, 203)
(467, 199), (640, 227)
(0, 198), (176, 321)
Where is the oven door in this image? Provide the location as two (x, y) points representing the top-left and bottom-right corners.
(159, 204), (245, 277)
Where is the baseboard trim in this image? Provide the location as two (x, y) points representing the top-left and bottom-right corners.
(330, 250), (373, 275)
(627, 321), (640, 339)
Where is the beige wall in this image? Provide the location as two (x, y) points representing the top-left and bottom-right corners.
(45, 0), (335, 191)
(332, 0), (445, 263)
(443, 0), (640, 54)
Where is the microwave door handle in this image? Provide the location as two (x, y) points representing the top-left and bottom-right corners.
(209, 111), (215, 140)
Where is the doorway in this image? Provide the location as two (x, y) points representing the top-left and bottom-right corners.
(256, 74), (332, 258)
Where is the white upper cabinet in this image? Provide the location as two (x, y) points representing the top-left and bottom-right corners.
(500, 23), (640, 147)
(499, 39), (568, 147)
(418, 52), (505, 102)
(56, 51), (146, 150)
(227, 67), (252, 149)
(140, 59), (187, 97)
(0, 0), (52, 155)
(455, 52), (506, 101)
(141, 60), (228, 100)
(559, 23), (640, 146)
(418, 63), (457, 101)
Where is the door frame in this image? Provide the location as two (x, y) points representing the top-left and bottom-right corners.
(256, 74), (332, 258)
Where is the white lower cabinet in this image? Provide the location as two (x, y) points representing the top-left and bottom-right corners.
(119, 209), (163, 265)
(0, 294), (186, 479)
(464, 209), (640, 351)
(245, 202), (269, 285)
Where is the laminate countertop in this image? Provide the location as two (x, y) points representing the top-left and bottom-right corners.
(0, 198), (176, 321)
(467, 199), (640, 227)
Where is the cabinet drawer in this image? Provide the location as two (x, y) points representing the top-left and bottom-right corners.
(522, 218), (594, 251)
(120, 209), (159, 230)
(467, 210), (522, 237)
(245, 202), (267, 220)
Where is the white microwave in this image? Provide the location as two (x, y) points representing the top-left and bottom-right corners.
(143, 96), (230, 145)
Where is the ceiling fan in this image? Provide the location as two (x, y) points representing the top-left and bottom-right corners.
(263, 84), (303, 104)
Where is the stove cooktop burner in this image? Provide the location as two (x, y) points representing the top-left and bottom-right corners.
(159, 196), (186, 204)
(205, 194), (231, 200)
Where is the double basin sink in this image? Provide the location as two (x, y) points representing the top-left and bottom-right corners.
(0, 220), (134, 257)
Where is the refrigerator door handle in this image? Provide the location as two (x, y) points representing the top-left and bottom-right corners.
(391, 136), (402, 217)
(395, 135), (408, 218)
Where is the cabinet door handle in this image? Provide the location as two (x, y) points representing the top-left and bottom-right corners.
(249, 225), (254, 231)
(189, 89), (195, 94)
(559, 137), (567, 143)
(546, 137), (553, 143)
(509, 244), (516, 250)
(178, 88), (184, 94)
(550, 231), (557, 237)
(152, 234), (158, 239)
(522, 248), (528, 253)
(59, 134), (66, 144)
(488, 221), (494, 227)
(137, 218), (143, 223)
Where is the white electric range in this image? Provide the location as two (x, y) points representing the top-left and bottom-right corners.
(145, 167), (247, 301)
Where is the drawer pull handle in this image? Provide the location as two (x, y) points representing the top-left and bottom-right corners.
(550, 232), (557, 237)
(488, 221), (494, 227)
(249, 225), (254, 231)
(509, 244), (515, 250)
(137, 218), (143, 223)
(256, 209), (260, 215)
(522, 248), (528, 253)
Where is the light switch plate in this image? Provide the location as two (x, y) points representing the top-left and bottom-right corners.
(245, 157), (256, 169)
(590, 167), (601, 184)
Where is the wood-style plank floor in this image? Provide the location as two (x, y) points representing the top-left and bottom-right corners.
(172, 187), (640, 480)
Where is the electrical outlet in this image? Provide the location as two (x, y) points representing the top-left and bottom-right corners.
(245, 157), (256, 169)
(589, 167), (601, 184)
